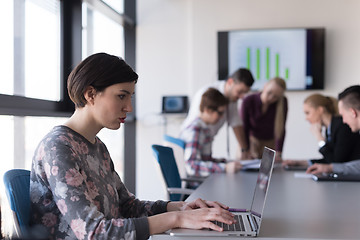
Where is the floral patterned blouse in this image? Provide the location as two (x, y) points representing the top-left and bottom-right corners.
(30, 126), (168, 240)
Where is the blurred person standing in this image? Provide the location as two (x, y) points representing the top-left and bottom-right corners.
(180, 88), (242, 187)
(240, 77), (287, 162)
(181, 68), (255, 159)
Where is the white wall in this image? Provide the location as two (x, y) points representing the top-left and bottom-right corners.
(136, 0), (360, 200)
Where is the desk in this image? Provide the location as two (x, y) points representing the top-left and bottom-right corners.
(151, 167), (360, 239)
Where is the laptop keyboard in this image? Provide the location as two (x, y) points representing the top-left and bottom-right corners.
(213, 214), (245, 231)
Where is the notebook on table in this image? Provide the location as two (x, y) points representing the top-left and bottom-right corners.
(312, 173), (360, 182)
(241, 159), (261, 171)
(169, 147), (276, 237)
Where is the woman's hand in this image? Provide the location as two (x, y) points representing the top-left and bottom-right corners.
(226, 161), (242, 173)
(153, 199), (234, 235)
(175, 207), (236, 232)
(167, 198), (229, 212)
(306, 163), (333, 175)
(185, 198), (229, 210)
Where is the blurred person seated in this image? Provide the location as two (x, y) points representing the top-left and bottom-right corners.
(283, 92), (360, 171)
(306, 86), (360, 175)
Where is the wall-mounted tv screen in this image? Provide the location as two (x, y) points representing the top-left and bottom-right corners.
(218, 28), (325, 90)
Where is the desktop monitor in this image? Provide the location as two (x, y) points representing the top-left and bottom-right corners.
(162, 96), (189, 114)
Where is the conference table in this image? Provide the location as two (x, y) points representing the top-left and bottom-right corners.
(151, 166), (360, 239)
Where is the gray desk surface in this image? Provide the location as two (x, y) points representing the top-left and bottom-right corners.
(151, 167), (360, 239)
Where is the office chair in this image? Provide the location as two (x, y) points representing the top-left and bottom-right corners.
(3, 169), (31, 238)
(163, 135), (206, 187)
(163, 134), (186, 149)
(163, 134), (187, 180)
(151, 144), (194, 201)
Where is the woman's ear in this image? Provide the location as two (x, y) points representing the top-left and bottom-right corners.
(317, 106), (325, 115)
(83, 86), (97, 105)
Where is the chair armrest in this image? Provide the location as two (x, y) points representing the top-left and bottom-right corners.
(167, 188), (194, 195)
(181, 176), (207, 183)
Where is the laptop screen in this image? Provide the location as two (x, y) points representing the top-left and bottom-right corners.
(250, 147), (275, 218)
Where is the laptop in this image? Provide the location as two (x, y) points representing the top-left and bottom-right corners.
(169, 147), (276, 237)
(312, 172), (360, 182)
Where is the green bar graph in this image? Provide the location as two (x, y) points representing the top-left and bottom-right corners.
(266, 48), (270, 79)
(275, 53), (280, 77)
(256, 49), (260, 79)
(245, 47), (290, 81)
(247, 48), (251, 69)
(285, 68), (289, 80)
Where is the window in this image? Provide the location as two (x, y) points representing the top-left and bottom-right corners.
(0, 1), (14, 96)
(0, 0), (136, 201)
(25, 0), (61, 101)
(0, 0), (60, 101)
(102, 0), (124, 14)
(82, 1), (125, 58)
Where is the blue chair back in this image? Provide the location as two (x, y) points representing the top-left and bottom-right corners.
(151, 144), (182, 201)
(163, 134), (185, 149)
(3, 169), (31, 235)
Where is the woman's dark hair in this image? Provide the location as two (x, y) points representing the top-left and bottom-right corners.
(67, 52), (139, 108)
(200, 88), (229, 112)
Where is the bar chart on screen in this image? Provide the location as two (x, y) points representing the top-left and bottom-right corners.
(245, 47), (289, 81)
(228, 28), (307, 90)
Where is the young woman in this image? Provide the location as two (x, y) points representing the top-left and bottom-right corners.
(283, 93), (360, 169)
(240, 77), (287, 162)
(30, 53), (235, 240)
(179, 88), (242, 182)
